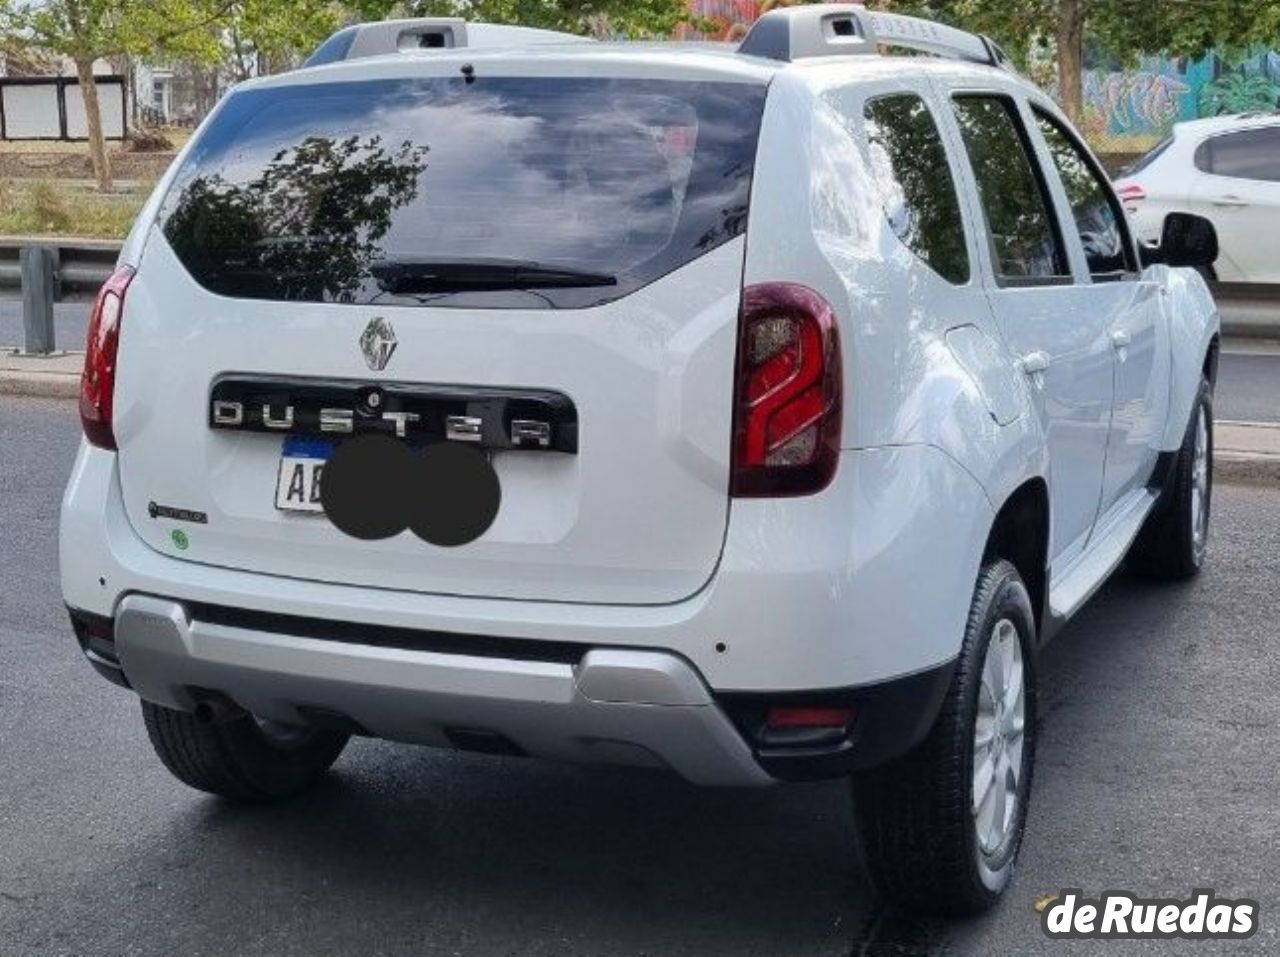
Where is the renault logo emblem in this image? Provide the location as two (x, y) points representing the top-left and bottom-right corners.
(360, 317), (397, 372)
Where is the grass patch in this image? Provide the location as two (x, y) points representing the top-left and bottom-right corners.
(0, 178), (151, 239)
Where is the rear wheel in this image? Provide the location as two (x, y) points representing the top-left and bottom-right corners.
(1127, 377), (1212, 579)
(851, 560), (1037, 916)
(141, 700), (348, 801)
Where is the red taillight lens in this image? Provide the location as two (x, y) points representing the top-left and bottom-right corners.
(731, 283), (841, 497)
(1116, 181), (1146, 202)
(80, 265), (135, 450)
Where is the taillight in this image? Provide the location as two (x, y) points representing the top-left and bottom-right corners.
(80, 265), (135, 450)
(731, 282), (841, 497)
(1116, 181), (1146, 202)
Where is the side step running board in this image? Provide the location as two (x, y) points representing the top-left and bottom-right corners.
(1046, 489), (1159, 630)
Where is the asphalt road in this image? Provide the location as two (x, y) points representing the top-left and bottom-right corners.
(2, 396), (1279, 956)
(3, 299), (1277, 423)
(1215, 348), (1280, 423)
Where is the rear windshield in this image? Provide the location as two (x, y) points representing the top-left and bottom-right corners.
(158, 76), (767, 309)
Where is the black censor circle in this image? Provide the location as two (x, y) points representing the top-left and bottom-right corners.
(320, 436), (500, 546)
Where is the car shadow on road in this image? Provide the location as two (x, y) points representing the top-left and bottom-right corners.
(118, 750), (885, 956)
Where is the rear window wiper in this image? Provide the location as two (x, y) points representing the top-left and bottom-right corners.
(369, 257), (618, 293)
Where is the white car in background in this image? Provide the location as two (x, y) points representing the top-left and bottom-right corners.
(1116, 112), (1280, 283)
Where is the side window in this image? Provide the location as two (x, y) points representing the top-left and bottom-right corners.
(951, 95), (1070, 284)
(863, 94), (970, 285)
(1034, 110), (1135, 278)
(1194, 127), (1280, 182)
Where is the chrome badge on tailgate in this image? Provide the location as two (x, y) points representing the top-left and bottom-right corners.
(208, 376), (578, 454)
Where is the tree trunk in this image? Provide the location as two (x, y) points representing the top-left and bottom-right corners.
(75, 57), (113, 193)
(1056, 0), (1086, 127)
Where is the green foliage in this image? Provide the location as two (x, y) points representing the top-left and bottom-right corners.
(1198, 71), (1280, 116)
(0, 0), (229, 63)
(224, 0), (399, 75)
(406, 0), (694, 38)
(871, 0), (1280, 67)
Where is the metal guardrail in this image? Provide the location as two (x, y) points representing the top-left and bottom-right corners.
(1, 239), (120, 354)
(0, 238), (121, 299)
(1, 238), (1278, 355)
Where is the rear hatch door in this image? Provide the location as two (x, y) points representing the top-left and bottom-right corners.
(113, 66), (768, 605)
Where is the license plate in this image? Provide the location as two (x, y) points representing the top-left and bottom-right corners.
(275, 437), (334, 513)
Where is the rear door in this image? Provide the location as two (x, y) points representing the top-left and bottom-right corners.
(1189, 125), (1280, 283)
(113, 70), (768, 605)
(944, 89), (1112, 567)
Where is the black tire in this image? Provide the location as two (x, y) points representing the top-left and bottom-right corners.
(851, 560), (1037, 916)
(1127, 377), (1212, 579)
(141, 700), (348, 802)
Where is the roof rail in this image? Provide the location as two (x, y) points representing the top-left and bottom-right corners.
(737, 4), (1012, 71)
(304, 18), (591, 68)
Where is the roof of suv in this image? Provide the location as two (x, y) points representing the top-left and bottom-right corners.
(261, 6), (1028, 95)
(1173, 112), (1280, 137)
(250, 37), (1025, 98)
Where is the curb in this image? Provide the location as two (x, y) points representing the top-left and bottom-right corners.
(0, 350), (82, 400)
(0, 369), (80, 399)
(1216, 420), (1280, 485)
(1216, 453), (1280, 485)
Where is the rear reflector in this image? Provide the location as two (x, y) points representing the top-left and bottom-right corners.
(766, 706), (853, 731)
(731, 283), (841, 497)
(80, 265), (135, 450)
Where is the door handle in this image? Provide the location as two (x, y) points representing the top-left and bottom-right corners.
(1018, 351), (1050, 376)
(1110, 328), (1131, 362)
(1212, 195), (1248, 208)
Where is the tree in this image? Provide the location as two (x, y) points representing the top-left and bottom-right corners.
(870, 0), (1280, 127)
(0, 0), (229, 191)
(406, 0), (695, 38)
(222, 0), (396, 80)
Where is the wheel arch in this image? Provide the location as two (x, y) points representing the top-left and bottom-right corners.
(1202, 332), (1220, 390)
(982, 478), (1050, 638)
(1158, 265), (1221, 451)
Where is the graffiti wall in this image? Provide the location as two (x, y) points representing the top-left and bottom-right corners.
(1079, 50), (1280, 152)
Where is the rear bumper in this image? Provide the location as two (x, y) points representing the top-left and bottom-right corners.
(73, 596), (956, 786)
(110, 594), (774, 787)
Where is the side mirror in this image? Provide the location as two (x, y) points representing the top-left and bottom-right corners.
(1140, 212), (1219, 270)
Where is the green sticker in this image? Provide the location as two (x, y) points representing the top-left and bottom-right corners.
(171, 529), (190, 551)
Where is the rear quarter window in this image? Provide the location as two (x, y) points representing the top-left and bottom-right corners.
(863, 93), (970, 285)
(158, 76), (767, 309)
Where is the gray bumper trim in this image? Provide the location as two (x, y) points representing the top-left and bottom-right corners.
(114, 595), (772, 787)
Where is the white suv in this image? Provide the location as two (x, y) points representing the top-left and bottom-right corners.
(1115, 112), (1280, 284)
(61, 5), (1221, 916)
